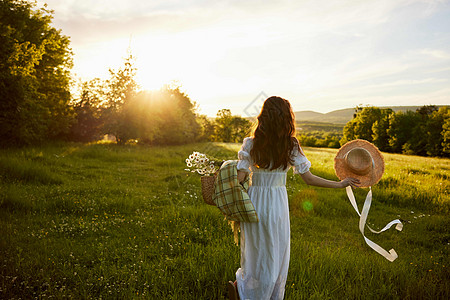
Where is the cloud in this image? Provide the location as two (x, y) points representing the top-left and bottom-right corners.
(39, 0), (449, 54)
(362, 78), (449, 89)
(419, 49), (450, 60)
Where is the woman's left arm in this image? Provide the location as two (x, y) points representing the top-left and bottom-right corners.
(300, 171), (359, 188)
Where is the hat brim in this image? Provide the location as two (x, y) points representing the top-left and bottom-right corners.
(334, 139), (384, 188)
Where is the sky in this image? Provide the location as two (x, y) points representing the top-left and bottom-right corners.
(36, 0), (450, 117)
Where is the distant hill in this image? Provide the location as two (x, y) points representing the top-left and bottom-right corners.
(294, 106), (440, 124)
(295, 108), (354, 124)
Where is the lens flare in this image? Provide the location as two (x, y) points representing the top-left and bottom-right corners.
(302, 201), (313, 212)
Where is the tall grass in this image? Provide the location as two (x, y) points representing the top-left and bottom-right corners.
(0, 155), (63, 185)
(0, 142), (449, 299)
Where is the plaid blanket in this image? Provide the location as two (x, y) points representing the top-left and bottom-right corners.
(212, 160), (258, 223)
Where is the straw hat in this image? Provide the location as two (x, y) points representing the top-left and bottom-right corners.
(334, 139), (384, 188)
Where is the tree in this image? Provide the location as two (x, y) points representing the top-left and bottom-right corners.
(196, 115), (215, 141)
(387, 111), (421, 153)
(298, 135), (318, 147)
(353, 107), (383, 141)
(341, 106), (383, 145)
(68, 78), (104, 142)
(102, 52), (139, 144)
(0, 0), (73, 145)
(115, 84), (201, 145)
(151, 85), (201, 145)
(123, 90), (159, 144)
(341, 120), (357, 145)
(214, 109), (233, 142)
(212, 109), (252, 143)
(324, 133), (341, 148)
(230, 116), (252, 143)
(425, 106), (448, 157)
(402, 106), (438, 156)
(417, 105), (438, 118)
(442, 109), (450, 155)
(372, 108), (393, 152)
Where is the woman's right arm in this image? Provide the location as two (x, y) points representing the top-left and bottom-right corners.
(237, 170), (248, 183)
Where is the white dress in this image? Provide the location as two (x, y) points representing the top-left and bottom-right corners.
(235, 137), (311, 300)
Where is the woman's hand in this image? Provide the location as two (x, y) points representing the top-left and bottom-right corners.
(237, 170), (248, 183)
(339, 177), (360, 188)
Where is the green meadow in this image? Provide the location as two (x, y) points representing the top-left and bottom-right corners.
(0, 142), (449, 299)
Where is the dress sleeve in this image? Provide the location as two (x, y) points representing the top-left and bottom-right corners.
(291, 144), (311, 174)
(237, 137), (253, 173)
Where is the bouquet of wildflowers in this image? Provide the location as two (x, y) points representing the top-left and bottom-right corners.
(185, 151), (218, 176)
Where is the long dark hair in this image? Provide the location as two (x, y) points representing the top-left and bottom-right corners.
(250, 96), (301, 170)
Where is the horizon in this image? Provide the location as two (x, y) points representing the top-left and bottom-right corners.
(237, 103), (450, 118)
(36, 0), (450, 117)
(294, 104), (447, 113)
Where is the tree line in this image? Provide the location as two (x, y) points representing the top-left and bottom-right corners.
(297, 132), (341, 149)
(340, 105), (450, 157)
(0, 0), (251, 147)
(69, 54), (252, 145)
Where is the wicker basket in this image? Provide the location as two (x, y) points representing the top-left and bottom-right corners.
(201, 175), (217, 206)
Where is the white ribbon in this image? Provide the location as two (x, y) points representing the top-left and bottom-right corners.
(346, 186), (403, 262)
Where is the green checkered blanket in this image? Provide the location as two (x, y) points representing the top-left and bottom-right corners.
(212, 160), (258, 223)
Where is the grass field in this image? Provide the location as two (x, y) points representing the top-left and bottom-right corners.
(0, 142), (449, 299)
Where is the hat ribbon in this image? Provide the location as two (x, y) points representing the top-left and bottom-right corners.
(346, 186), (403, 262)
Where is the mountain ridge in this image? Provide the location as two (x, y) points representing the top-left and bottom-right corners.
(294, 106), (443, 124)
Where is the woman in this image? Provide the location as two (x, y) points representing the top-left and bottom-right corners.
(229, 96), (359, 300)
